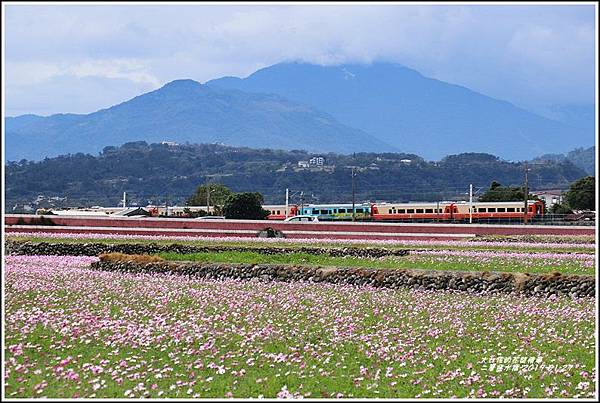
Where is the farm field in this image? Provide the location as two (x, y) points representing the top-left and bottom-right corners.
(5, 232), (596, 253)
(3, 232), (597, 398)
(158, 250), (595, 276)
(4, 255), (596, 398)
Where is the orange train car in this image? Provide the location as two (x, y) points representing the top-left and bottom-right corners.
(265, 200), (544, 222)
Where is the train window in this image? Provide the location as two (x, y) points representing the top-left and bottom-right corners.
(313, 209), (319, 214)
(497, 208), (505, 212)
(340, 208), (347, 213)
(425, 209), (433, 213)
(388, 209), (392, 214)
(416, 209), (424, 213)
(320, 210), (328, 214)
(507, 208), (515, 212)
(488, 208), (496, 212)
(355, 208), (363, 213)
(407, 209), (414, 214)
(398, 209), (405, 214)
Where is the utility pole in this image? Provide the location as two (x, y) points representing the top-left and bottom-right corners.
(206, 185), (211, 216)
(351, 167), (357, 222)
(469, 184), (473, 224)
(285, 188), (289, 218)
(300, 191), (304, 215)
(523, 162), (529, 225)
(122, 192), (126, 209)
(165, 194), (169, 217)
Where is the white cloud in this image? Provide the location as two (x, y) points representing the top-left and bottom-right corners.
(3, 4), (596, 115)
(68, 59), (161, 87)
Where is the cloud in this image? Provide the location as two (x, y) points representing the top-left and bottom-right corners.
(3, 4), (596, 116)
(68, 59), (161, 87)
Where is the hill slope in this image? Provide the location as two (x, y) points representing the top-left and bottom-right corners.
(6, 142), (586, 210)
(208, 62), (592, 161)
(533, 146), (596, 175)
(5, 80), (394, 161)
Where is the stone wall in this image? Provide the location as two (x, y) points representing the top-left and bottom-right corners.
(5, 240), (409, 259)
(89, 260), (595, 298)
(6, 239), (594, 297)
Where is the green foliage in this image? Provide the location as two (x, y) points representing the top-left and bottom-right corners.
(186, 183), (233, 215)
(223, 192), (270, 220)
(564, 176), (595, 210)
(550, 203), (573, 215)
(479, 182), (525, 202)
(158, 250), (593, 276)
(4, 142), (589, 208)
(478, 181), (547, 212)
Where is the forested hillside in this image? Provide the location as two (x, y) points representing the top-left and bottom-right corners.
(6, 142), (587, 211)
(533, 146), (595, 175)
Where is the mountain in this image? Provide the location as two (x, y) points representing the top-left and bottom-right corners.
(207, 62), (593, 161)
(5, 79), (394, 161)
(6, 141), (586, 211)
(533, 146), (595, 176)
(532, 104), (595, 133)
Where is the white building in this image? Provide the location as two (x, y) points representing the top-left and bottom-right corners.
(309, 156), (325, 166)
(534, 191), (563, 207)
(297, 161), (310, 168)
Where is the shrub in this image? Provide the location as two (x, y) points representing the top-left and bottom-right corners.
(257, 227), (285, 238)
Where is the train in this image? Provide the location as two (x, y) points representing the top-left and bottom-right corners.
(264, 200), (545, 222)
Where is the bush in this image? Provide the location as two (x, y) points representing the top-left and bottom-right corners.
(257, 227), (285, 238)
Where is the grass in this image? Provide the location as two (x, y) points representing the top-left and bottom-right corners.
(157, 250), (595, 276)
(5, 255), (596, 398)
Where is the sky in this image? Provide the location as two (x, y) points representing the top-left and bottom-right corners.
(3, 2), (597, 117)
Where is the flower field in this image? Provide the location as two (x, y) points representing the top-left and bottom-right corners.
(4, 254), (597, 398)
(5, 231), (597, 253)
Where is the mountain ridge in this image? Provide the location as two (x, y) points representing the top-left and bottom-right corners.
(5, 79), (395, 161)
(207, 61), (593, 161)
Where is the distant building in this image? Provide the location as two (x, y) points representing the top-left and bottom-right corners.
(161, 141), (178, 146)
(297, 161), (310, 168)
(400, 159), (412, 164)
(309, 156), (325, 166)
(533, 190), (563, 207)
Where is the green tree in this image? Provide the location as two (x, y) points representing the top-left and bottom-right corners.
(186, 183), (233, 215)
(223, 192), (270, 220)
(479, 181), (529, 202)
(564, 176), (595, 210)
(550, 203), (573, 215)
(478, 181), (548, 212)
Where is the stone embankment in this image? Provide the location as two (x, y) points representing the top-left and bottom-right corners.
(6, 240), (594, 298)
(90, 258), (594, 298)
(5, 240), (409, 259)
